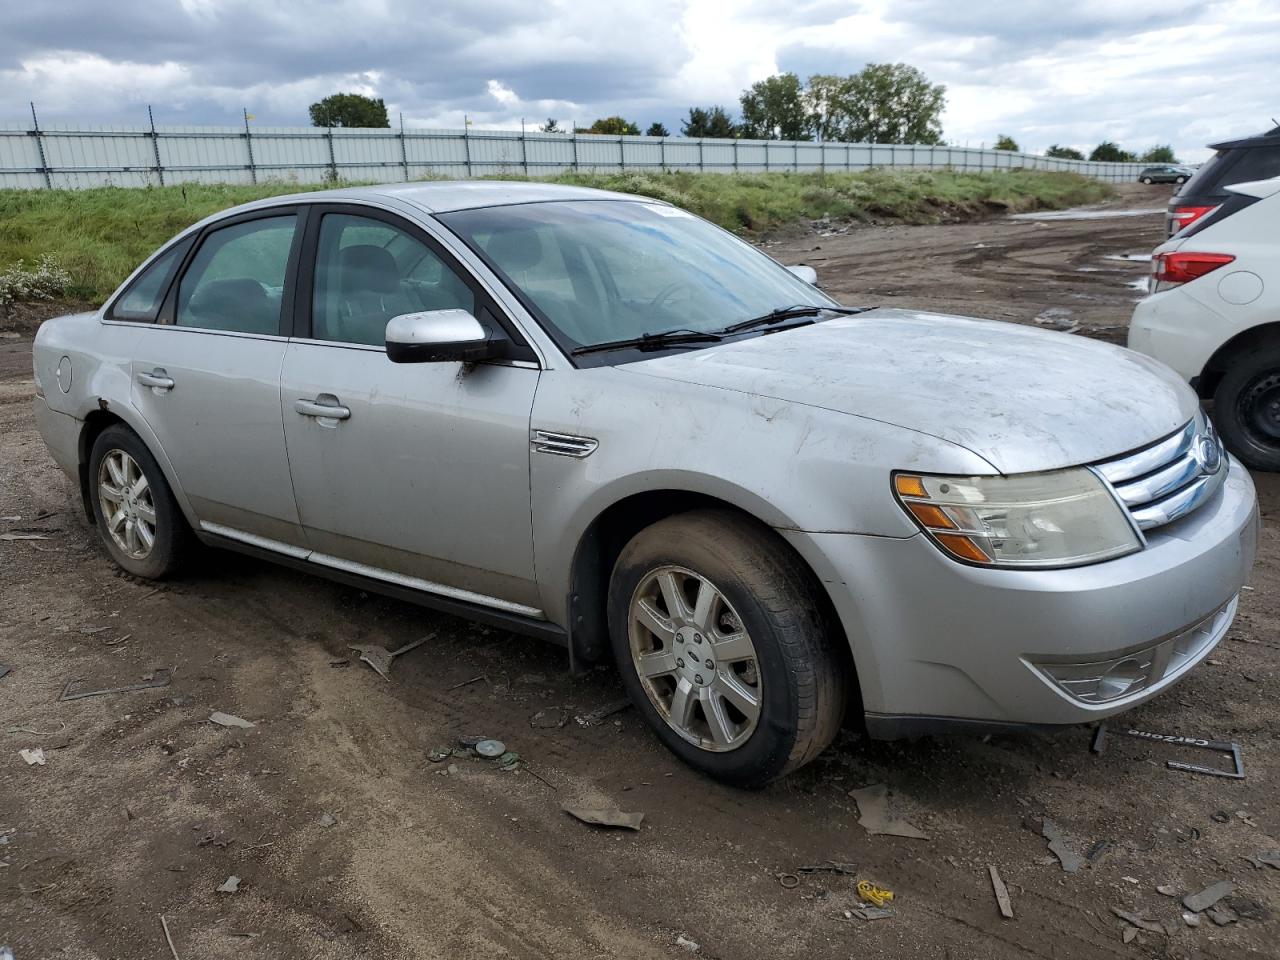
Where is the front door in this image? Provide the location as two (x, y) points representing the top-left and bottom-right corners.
(278, 208), (542, 613)
(130, 211), (305, 547)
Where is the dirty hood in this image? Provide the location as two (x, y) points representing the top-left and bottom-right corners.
(628, 308), (1197, 474)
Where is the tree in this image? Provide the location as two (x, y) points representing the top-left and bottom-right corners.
(1140, 144), (1178, 163)
(1045, 144), (1085, 160)
(805, 63), (945, 144)
(994, 134), (1020, 152)
(1089, 140), (1137, 162)
(308, 93), (389, 128)
(645, 122), (670, 137)
(539, 118), (563, 133)
(738, 73), (809, 140)
(680, 106), (737, 138)
(581, 116), (641, 135)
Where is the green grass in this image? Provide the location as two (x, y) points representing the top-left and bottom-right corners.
(0, 170), (1111, 303)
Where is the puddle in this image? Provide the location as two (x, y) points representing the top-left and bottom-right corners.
(1009, 207), (1164, 222)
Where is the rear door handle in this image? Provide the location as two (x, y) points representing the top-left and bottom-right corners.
(137, 368), (175, 391)
(294, 396), (351, 421)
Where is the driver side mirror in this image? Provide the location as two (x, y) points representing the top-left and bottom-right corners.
(385, 309), (497, 363)
(786, 264), (818, 285)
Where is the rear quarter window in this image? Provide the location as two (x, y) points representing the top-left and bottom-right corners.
(107, 238), (193, 323)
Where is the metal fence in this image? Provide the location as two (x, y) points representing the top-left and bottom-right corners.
(0, 119), (1150, 189)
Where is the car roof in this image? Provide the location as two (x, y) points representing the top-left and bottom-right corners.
(226, 180), (653, 216)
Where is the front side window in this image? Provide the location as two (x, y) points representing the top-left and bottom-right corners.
(176, 215), (297, 334)
(311, 213), (474, 346)
(438, 201), (832, 356)
(110, 238), (193, 323)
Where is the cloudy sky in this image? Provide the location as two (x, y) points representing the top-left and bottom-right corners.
(3, 0), (1277, 160)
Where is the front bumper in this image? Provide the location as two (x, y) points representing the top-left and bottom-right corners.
(784, 458), (1259, 737)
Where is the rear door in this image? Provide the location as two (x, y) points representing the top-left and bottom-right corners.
(128, 208), (306, 548)
(278, 205), (543, 613)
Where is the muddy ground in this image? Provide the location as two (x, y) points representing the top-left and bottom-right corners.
(2, 183), (1277, 959)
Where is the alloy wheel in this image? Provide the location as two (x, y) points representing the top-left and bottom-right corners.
(97, 449), (157, 560)
(627, 565), (762, 751)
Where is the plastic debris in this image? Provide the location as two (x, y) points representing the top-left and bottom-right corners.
(0, 532), (48, 541)
(849, 784), (929, 840)
(1183, 911), (1201, 927)
(0, 666), (10, 681)
(1250, 850), (1280, 870)
(847, 906), (893, 921)
(675, 934), (700, 953)
(1208, 905), (1238, 926)
(1027, 817), (1081, 873)
(1111, 908), (1167, 936)
(209, 712), (254, 729)
(988, 865), (1014, 919)
(19, 748), (46, 766)
(59, 669), (172, 701)
(1156, 884), (1179, 897)
(856, 880), (894, 907)
(475, 739), (506, 758)
(318, 813), (337, 828)
(1183, 880), (1234, 913)
(427, 747), (452, 763)
(348, 635), (431, 681)
(216, 875), (241, 894)
(562, 804), (644, 831)
(574, 698), (632, 727)
(497, 751), (520, 771)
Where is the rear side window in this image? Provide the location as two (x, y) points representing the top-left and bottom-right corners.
(1181, 146), (1280, 198)
(176, 215), (297, 335)
(109, 238), (192, 323)
(1227, 146), (1280, 186)
(1179, 150), (1228, 196)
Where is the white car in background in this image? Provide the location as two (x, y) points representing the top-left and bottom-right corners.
(1130, 177), (1280, 471)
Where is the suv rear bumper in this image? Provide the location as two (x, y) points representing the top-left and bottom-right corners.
(784, 459), (1258, 736)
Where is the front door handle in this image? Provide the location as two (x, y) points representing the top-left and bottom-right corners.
(137, 368), (175, 391)
(294, 396), (351, 421)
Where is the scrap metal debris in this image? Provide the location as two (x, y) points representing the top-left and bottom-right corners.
(561, 804), (644, 831)
(318, 813), (337, 828)
(0, 532), (48, 541)
(1208, 905), (1238, 926)
(159, 914), (182, 960)
(1091, 723), (1244, 779)
(209, 712), (254, 729)
(59, 668), (172, 702)
(216, 875), (241, 894)
(988, 865), (1014, 919)
(1183, 911), (1201, 927)
(798, 861), (858, 877)
(475, 739), (506, 758)
(1183, 880), (1234, 913)
(1248, 850), (1280, 871)
(574, 698), (632, 727)
(348, 635), (432, 681)
(1026, 817), (1082, 873)
(19, 748), (46, 766)
(1111, 908), (1167, 936)
(447, 674), (487, 690)
(847, 906), (893, 921)
(0, 666), (10, 681)
(849, 784), (929, 840)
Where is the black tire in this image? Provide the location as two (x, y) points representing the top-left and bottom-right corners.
(88, 424), (194, 578)
(607, 509), (847, 787)
(1140, 177), (1153, 184)
(1212, 347), (1280, 472)
(1176, 176), (1188, 183)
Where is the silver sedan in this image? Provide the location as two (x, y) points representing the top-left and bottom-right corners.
(32, 182), (1258, 785)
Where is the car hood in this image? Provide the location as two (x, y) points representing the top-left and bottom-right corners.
(625, 308), (1197, 474)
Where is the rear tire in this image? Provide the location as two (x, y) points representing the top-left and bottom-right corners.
(1212, 347), (1280, 472)
(607, 509), (847, 787)
(1140, 177), (1153, 184)
(1176, 176), (1188, 184)
(88, 424), (194, 578)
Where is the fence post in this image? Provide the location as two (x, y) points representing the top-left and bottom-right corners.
(764, 141), (769, 172)
(619, 135), (625, 172)
(571, 129), (578, 171)
(399, 114), (409, 181)
(29, 102), (51, 189)
(660, 136), (666, 172)
(243, 108), (257, 185)
(794, 139), (799, 173)
(148, 105), (165, 187)
(698, 137), (704, 172)
(845, 143), (850, 170)
(463, 120), (473, 177)
(520, 127), (528, 176)
(732, 138), (738, 172)
(326, 127), (337, 182)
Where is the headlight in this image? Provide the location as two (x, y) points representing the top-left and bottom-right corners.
(893, 469), (1141, 568)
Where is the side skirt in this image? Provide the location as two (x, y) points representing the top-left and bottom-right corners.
(198, 531), (568, 646)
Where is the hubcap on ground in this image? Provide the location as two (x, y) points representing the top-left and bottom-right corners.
(628, 565), (762, 752)
(1240, 371), (1280, 444)
(97, 449), (156, 560)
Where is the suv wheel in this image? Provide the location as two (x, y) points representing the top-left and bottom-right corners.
(1176, 175), (1188, 183)
(89, 424), (194, 578)
(1213, 348), (1280, 471)
(607, 509), (847, 787)
(1140, 177), (1153, 184)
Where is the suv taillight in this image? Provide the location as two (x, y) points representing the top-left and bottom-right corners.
(1151, 252), (1235, 292)
(1170, 204), (1218, 233)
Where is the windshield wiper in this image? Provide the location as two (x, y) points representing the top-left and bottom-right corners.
(719, 304), (865, 335)
(570, 328), (724, 357)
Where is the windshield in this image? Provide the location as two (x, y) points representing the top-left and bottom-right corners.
(438, 200), (836, 357)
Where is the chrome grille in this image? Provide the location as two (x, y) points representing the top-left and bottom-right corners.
(1094, 414), (1228, 532)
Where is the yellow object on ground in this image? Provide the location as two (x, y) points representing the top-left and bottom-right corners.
(857, 880), (895, 907)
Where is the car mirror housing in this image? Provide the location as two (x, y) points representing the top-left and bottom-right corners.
(786, 264), (818, 285)
(385, 309), (497, 363)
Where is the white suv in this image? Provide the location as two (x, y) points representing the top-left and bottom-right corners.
(1130, 176), (1280, 471)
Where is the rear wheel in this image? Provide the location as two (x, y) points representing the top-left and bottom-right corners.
(1213, 347), (1280, 471)
(607, 509), (847, 787)
(1176, 176), (1188, 183)
(88, 425), (194, 578)
(1140, 177), (1153, 184)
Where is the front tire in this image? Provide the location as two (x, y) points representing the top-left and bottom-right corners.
(88, 424), (194, 578)
(1212, 347), (1280, 471)
(607, 510), (847, 787)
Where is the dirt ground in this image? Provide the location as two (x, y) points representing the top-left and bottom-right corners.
(2, 183), (1277, 960)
